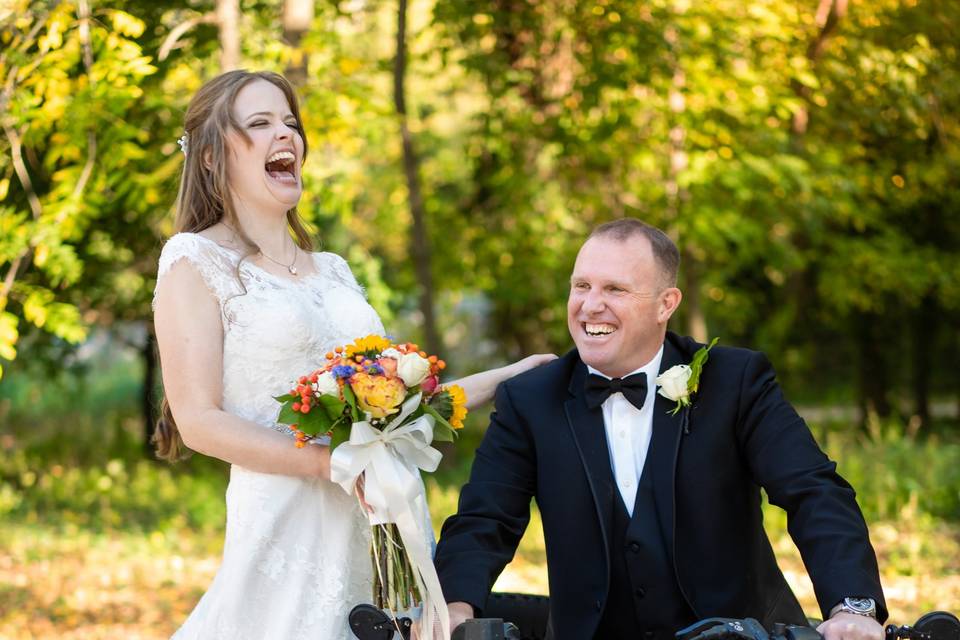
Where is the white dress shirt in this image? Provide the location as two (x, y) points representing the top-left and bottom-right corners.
(587, 345), (664, 516)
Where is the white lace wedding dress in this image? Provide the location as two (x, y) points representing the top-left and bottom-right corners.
(156, 232), (384, 639)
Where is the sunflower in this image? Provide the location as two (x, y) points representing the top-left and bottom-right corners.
(446, 384), (468, 429)
(344, 334), (392, 359)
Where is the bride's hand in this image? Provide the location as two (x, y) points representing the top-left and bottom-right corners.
(355, 474), (374, 514)
(509, 353), (558, 376)
(454, 353), (558, 409)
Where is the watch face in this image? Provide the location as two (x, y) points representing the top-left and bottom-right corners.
(845, 598), (875, 613)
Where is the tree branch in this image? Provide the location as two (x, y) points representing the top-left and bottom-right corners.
(72, 0), (96, 202)
(158, 12), (217, 61)
(0, 123), (40, 309)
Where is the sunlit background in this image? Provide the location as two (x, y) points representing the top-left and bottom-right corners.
(1, 0), (958, 637)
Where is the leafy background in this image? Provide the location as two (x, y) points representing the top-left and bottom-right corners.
(0, 0), (958, 637)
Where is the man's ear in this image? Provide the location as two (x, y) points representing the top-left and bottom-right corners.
(658, 287), (682, 324)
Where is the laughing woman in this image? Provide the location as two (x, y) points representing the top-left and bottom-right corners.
(151, 70), (553, 639)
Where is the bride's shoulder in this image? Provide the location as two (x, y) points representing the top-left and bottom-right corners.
(157, 231), (238, 279)
(311, 250), (349, 266)
(310, 251), (364, 292)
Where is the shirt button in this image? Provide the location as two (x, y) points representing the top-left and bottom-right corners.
(624, 480), (632, 488)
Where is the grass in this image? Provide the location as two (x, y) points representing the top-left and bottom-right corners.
(2, 487), (956, 638)
(1, 353), (958, 637)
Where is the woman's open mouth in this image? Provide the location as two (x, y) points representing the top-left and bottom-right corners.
(265, 151), (298, 185)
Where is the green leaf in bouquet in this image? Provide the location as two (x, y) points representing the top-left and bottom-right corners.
(273, 393), (296, 403)
(427, 389), (454, 421)
(277, 402), (303, 427)
(316, 393), (348, 421)
(421, 403), (458, 443)
(328, 423), (352, 449)
(342, 383), (362, 422)
(297, 404), (336, 437)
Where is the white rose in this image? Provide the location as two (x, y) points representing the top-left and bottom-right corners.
(314, 371), (340, 397)
(396, 352), (431, 387)
(655, 364), (692, 402)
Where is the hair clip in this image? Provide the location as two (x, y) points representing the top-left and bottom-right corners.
(177, 133), (189, 156)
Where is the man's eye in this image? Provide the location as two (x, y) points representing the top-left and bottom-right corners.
(573, 282), (589, 290)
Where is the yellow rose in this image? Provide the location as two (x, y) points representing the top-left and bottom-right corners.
(350, 371), (407, 419)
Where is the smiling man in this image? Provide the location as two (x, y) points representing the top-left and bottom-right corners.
(435, 219), (886, 640)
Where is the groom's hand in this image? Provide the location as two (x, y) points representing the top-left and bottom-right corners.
(817, 613), (884, 640)
(448, 602), (474, 636)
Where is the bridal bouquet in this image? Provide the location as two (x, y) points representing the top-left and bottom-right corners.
(274, 334), (466, 637)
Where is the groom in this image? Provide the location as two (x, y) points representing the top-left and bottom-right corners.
(434, 219), (886, 640)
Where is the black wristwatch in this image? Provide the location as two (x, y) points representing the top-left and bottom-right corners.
(834, 597), (877, 619)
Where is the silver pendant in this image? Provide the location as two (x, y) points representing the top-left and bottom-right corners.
(289, 265), (298, 276)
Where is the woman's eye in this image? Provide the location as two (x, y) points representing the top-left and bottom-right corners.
(285, 122), (301, 131)
(250, 121), (268, 127)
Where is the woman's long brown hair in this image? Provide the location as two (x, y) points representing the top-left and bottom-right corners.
(153, 70), (313, 462)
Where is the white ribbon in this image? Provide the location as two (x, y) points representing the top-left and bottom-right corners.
(330, 393), (450, 640)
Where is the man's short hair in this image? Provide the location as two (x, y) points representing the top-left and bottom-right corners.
(588, 218), (680, 287)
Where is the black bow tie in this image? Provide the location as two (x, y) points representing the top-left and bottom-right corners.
(584, 372), (648, 411)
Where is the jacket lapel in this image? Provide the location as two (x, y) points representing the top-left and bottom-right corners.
(565, 359), (616, 579)
(649, 338), (687, 569)
(648, 336), (701, 615)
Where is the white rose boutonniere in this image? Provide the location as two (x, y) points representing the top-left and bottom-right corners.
(655, 337), (719, 417)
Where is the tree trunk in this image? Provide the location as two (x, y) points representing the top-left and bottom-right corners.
(394, 0), (441, 355)
(682, 251), (708, 342)
(791, 0), (847, 139)
(217, 0), (241, 71)
(142, 326), (159, 457)
(911, 297), (934, 426)
(283, 0), (313, 87)
(856, 312), (892, 423)
(663, 20), (705, 342)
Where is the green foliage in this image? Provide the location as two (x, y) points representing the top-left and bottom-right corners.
(831, 416), (960, 523)
(0, 450), (227, 534)
(1, 0), (958, 430)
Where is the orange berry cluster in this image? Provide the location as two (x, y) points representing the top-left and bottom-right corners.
(289, 372), (324, 415)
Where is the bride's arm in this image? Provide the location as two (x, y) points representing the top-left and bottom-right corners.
(154, 260), (330, 478)
(447, 353), (557, 410)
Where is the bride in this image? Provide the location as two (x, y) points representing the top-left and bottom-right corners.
(152, 70), (553, 639)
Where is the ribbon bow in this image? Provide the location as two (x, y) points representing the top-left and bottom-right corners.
(330, 393), (449, 639)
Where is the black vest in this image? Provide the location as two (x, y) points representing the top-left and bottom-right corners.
(594, 428), (695, 640)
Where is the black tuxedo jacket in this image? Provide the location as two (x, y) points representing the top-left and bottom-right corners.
(435, 332), (886, 639)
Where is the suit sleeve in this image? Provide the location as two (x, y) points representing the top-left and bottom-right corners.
(434, 381), (537, 614)
(736, 351), (887, 622)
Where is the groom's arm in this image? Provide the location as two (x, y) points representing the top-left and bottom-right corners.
(435, 381), (537, 614)
(734, 350), (887, 622)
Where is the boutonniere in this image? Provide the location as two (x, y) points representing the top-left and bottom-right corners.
(655, 338), (719, 430)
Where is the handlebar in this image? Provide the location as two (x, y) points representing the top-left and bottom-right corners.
(349, 601), (960, 640)
(676, 612), (960, 640)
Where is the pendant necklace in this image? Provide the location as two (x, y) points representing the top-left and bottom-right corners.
(260, 242), (298, 276)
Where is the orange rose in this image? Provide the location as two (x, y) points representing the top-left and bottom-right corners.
(350, 371), (407, 419)
(378, 356), (399, 378)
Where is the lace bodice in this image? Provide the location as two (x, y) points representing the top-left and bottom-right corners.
(155, 232), (386, 433)
(156, 232), (384, 639)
